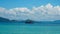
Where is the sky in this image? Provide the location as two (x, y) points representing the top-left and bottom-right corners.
(0, 0), (60, 9)
(0, 0), (60, 21)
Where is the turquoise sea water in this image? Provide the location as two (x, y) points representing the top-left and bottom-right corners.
(0, 23), (60, 34)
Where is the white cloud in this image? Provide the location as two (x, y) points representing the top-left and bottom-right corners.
(0, 3), (60, 21)
(45, 3), (53, 8)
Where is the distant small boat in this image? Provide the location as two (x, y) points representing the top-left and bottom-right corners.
(25, 19), (33, 24)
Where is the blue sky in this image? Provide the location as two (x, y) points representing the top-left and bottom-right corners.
(0, 0), (60, 21)
(0, 0), (60, 9)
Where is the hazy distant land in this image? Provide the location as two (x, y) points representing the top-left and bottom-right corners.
(0, 17), (60, 25)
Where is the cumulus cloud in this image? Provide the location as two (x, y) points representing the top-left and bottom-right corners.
(0, 3), (60, 21)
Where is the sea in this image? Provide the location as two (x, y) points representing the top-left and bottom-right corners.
(0, 22), (60, 34)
